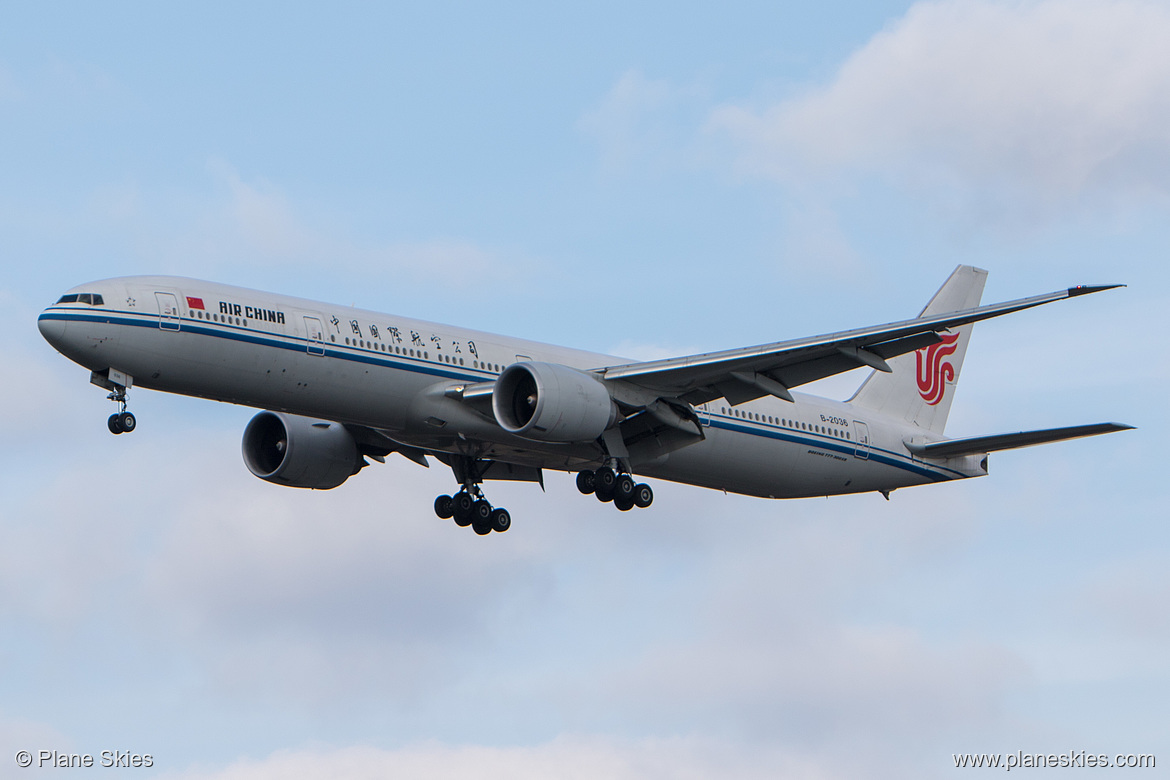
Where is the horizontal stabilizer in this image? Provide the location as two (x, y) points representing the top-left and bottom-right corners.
(906, 423), (1134, 459)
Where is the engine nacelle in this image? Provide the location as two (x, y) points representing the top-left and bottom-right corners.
(492, 362), (617, 442)
(242, 411), (363, 489)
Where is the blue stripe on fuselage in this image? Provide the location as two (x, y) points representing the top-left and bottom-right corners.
(705, 418), (959, 482)
(39, 308), (484, 383)
(41, 307), (961, 483)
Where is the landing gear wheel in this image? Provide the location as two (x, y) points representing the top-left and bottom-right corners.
(594, 467), (616, 502)
(434, 494), (454, 519)
(576, 470), (596, 495)
(118, 411), (136, 432)
(452, 492), (474, 527)
(490, 507), (511, 533)
(615, 474), (636, 502)
(471, 509), (493, 536)
(614, 495), (635, 511)
(108, 414), (124, 435)
(633, 483), (654, 508)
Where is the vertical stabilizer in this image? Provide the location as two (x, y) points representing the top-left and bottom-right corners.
(849, 266), (988, 434)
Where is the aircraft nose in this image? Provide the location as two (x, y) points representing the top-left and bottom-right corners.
(38, 309), (66, 348)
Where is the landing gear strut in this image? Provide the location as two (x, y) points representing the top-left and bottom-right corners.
(576, 465), (653, 513)
(433, 456), (511, 534)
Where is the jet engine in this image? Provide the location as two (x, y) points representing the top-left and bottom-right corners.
(492, 362), (617, 442)
(242, 411), (363, 489)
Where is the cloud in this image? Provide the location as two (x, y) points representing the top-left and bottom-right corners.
(604, 624), (1022, 747)
(1080, 555), (1170, 642)
(579, 71), (709, 174)
(214, 165), (316, 262)
(709, 0), (1170, 221)
(548, 499), (1026, 750)
(159, 736), (829, 780)
(111, 161), (527, 293)
(0, 291), (95, 438)
(0, 57), (120, 108)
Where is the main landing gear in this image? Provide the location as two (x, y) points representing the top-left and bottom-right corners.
(433, 491), (511, 535)
(433, 456), (510, 535)
(575, 466), (653, 512)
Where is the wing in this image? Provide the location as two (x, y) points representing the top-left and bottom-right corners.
(599, 284), (1120, 407)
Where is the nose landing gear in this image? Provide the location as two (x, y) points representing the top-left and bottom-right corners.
(97, 371), (137, 435)
(107, 409), (137, 434)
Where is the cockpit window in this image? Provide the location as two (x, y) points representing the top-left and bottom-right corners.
(55, 293), (104, 305)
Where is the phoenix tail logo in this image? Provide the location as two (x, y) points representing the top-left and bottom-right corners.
(916, 332), (960, 405)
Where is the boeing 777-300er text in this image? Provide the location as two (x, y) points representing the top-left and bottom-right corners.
(39, 266), (1132, 535)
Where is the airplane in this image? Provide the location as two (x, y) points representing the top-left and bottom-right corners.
(37, 266), (1132, 535)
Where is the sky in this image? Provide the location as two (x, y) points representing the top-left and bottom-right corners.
(1, 1), (1166, 778)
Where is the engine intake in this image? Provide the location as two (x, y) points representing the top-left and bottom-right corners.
(242, 411), (363, 489)
(492, 362), (617, 442)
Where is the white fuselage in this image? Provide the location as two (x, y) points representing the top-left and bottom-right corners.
(38, 276), (986, 499)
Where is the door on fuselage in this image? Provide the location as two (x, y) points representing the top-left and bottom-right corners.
(853, 420), (871, 460)
(155, 292), (181, 331)
(303, 316), (325, 356)
(696, 403), (711, 428)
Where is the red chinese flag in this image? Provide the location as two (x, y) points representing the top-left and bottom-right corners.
(186, 296), (205, 310)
